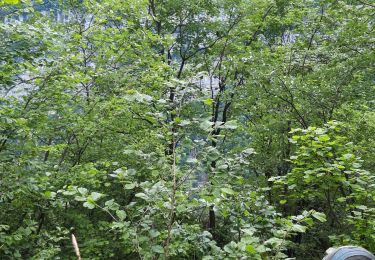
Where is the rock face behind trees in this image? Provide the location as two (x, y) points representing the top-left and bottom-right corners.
(0, 0), (374, 259)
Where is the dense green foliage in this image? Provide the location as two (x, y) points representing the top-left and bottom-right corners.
(1, 0), (374, 259)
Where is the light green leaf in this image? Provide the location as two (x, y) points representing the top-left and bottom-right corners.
(291, 224), (307, 233)
(221, 120), (238, 130)
(203, 98), (214, 105)
(116, 210), (126, 221)
(318, 135), (330, 142)
(2, 0), (19, 4)
(243, 148), (256, 155)
(151, 245), (164, 253)
(221, 188), (235, 195)
(78, 187), (88, 195)
(186, 158), (198, 163)
(343, 153), (354, 160)
(312, 212), (326, 222)
(135, 193), (149, 200)
(149, 229), (160, 238)
(200, 120), (213, 131)
(245, 244), (256, 254)
(83, 201), (95, 209)
(124, 183), (136, 190)
(91, 192), (102, 201)
(356, 205), (367, 210)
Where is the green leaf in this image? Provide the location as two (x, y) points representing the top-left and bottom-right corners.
(221, 120), (238, 130)
(200, 120), (213, 131)
(356, 205), (367, 210)
(116, 210), (126, 221)
(149, 229), (160, 238)
(266, 237), (283, 246)
(318, 135), (330, 142)
(245, 244), (256, 254)
(75, 196), (87, 202)
(242, 148), (256, 155)
(78, 187), (88, 195)
(124, 183), (136, 190)
(343, 153), (354, 160)
(174, 117), (182, 124)
(203, 98), (214, 105)
(83, 201), (95, 209)
(179, 120), (190, 126)
(91, 192), (102, 201)
(44, 191), (56, 199)
(2, 0), (19, 4)
(186, 158), (198, 163)
(135, 193), (149, 200)
(256, 245), (267, 253)
(292, 224), (307, 233)
(221, 188), (235, 195)
(312, 212), (326, 222)
(105, 199), (118, 210)
(151, 245), (164, 254)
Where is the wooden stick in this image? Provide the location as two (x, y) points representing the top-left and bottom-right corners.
(71, 233), (82, 260)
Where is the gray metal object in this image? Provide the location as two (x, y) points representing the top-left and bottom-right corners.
(323, 246), (375, 260)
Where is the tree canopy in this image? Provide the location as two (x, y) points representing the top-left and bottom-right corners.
(0, 0), (374, 259)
